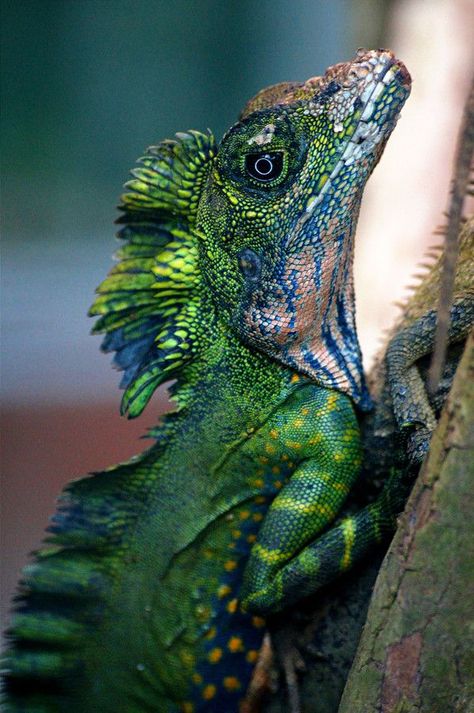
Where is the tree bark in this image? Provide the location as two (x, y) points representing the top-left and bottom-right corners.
(338, 332), (474, 713)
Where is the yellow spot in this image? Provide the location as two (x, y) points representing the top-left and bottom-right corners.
(254, 495), (266, 504)
(256, 468), (265, 476)
(239, 510), (250, 520)
(254, 543), (288, 564)
(285, 440), (302, 450)
(180, 650), (196, 667)
(317, 173), (329, 190)
(333, 482), (350, 493)
(247, 534), (257, 543)
(224, 560), (237, 572)
(334, 452), (345, 462)
(269, 428), (279, 440)
(218, 584), (232, 598)
(272, 497), (335, 517)
(192, 673), (203, 684)
(231, 529), (241, 539)
(290, 374), (300, 383)
(341, 517), (356, 570)
(228, 194), (238, 205)
(252, 512), (263, 522)
(223, 676), (242, 691)
(258, 456), (269, 465)
(227, 598), (238, 614)
(202, 684), (217, 700)
(203, 548), (214, 559)
(274, 480), (283, 489)
(246, 210), (257, 218)
(181, 702), (194, 713)
(208, 647), (223, 663)
(246, 650), (259, 663)
(308, 433), (323, 446)
(301, 407), (310, 416)
(228, 636), (244, 653)
(205, 626), (217, 640)
(281, 454), (289, 461)
(265, 443), (276, 454)
(252, 478), (264, 488)
(271, 465), (280, 475)
(293, 418), (304, 428)
(252, 616), (265, 628)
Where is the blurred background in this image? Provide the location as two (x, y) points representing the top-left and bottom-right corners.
(1, 0), (472, 629)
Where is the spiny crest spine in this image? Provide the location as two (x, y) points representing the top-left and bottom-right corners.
(121, 129), (216, 220)
(89, 130), (217, 418)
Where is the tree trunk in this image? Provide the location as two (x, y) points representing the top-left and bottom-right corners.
(338, 333), (474, 713)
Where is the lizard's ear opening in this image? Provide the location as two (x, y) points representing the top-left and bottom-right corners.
(89, 131), (216, 418)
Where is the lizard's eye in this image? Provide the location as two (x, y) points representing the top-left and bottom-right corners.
(245, 152), (284, 182)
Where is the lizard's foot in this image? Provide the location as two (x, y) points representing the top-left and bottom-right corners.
(406, 425), (432, 468)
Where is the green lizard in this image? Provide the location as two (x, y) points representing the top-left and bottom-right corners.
(3, 49), (412, 712)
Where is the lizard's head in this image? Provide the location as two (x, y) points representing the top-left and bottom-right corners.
(91, 49), (411, 418)
(197, 48), (411, 408)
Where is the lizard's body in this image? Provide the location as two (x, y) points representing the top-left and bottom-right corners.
(57, 353), (359, 711)
(3, 50), (412, 712)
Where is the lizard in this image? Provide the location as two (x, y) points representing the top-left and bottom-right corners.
(2, 49), (412, 713)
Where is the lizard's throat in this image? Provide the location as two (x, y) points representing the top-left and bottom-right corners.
(239, 227), (371, 411)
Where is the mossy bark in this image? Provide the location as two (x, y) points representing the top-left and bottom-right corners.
(260, 334), (473, 713)
(338, 332), (474, 713)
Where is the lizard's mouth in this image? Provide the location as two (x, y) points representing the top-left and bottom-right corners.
(302, 49), (412, 218)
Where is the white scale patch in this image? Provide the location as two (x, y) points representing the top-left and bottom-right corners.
(248, 124), (276, 146)
(304, 55), (397, 216)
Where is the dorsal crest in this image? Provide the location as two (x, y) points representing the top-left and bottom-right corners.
(89, 130), (216, 418)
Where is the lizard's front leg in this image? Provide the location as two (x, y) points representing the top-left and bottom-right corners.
(240, 385), (362, 616)
(240, 385), (405, 617)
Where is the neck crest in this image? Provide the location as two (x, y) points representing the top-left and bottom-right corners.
(89, 131), (216, 418)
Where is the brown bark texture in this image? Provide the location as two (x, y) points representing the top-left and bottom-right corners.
(338, 332), (474, 713)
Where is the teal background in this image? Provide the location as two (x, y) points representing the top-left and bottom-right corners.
(1, 0), (388, 403)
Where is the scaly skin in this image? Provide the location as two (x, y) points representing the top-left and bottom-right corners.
(2, 50), (411, 712)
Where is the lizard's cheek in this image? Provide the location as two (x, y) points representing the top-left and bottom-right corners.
(239, 248), (319, 349)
